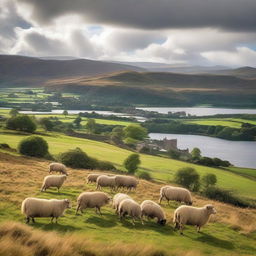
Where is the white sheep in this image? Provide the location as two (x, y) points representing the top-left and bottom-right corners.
(49, 163), (67, 175)
(96, 175), (116, 191)
(141, 200), (166, 225)
(112, 193), (132, 213)
(159, 185), (192, 205)
(41, 175), (67, 193)
(118, 199), (143, 225)
(115, 175), (138, 191)
(87, 173), (103, 184)
(173, 204), (217, 234)
(76, 191), (111, 215)
(21, 197), (71, 224)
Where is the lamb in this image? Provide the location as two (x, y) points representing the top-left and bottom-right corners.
(21, 197), (71, 224)
(173, 204), (217, 234)
(159, 185), (192, 205)
(76, 191), (111, 215)
(87, 173), (103, 184)
(141, 200), (166, 225)
(49, 162), (67, 175)
(118, 199), (143, 225)
(41, 175), (67, 193)
(112, 193), (132, 213)
(115, 175), (139, 191)
(96, 175), (116, 191)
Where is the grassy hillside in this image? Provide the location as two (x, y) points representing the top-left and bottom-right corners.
(1, 130), (256, 199)
(0, 152), (256, 256)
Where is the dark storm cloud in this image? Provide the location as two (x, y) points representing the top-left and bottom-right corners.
(18, 0), (256, 31)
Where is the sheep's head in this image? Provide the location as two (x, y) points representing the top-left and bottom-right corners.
(64, 199), (72, 208)
(206, 204), (216, 214)
(158, 219), (167, 226)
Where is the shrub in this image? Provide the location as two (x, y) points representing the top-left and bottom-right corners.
(202, 186), (255, 208)
(39, 117), (54, 131)
(6, 115), (36, 133)
(137, 171), (152, 180)
(123, 124), (148, 140)
(174, 167), (200, 191)
(123, 153), (141, 174)
(201, 173), (217, 188)
(97, 160), (116, 170)
(123, 137), (139, 146)
(0, 143), (10, 149)
(168, 149), (181, 160)
(18, 136), (48, 157)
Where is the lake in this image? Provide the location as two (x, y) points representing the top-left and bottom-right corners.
(149, 133), (256, 169)
(137, 107), (256, 116)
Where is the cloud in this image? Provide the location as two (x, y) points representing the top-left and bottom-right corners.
(17, 0), (256, 31)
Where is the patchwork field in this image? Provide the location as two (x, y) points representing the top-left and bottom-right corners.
(0, 152), (256, 256)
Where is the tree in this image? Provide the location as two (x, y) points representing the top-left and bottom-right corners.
(123, 153), (141, 174)
(63, 110), (68, 117)
(168, 149), (181, 160)
(111, 127), (124, 140)
(39, 117), (54, 131)
(9, 108), (19, 117)
(191, 147), (201, 159)
(6, 115), (36, 133)
(73, 116), (82, 127)
(201, 173), (217, 188)
(123, 124), (148, 140)
(86, 118), (96, 133)
(18, 136), (48, 157)
(174, 167), (200, 191)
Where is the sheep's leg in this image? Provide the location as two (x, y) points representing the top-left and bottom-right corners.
(76, 204), (81, 215)
(57, 187), (60, 193)
(197, 226), (201, 233)
(159, 195), (163, 204)
(179, 224), (184, 235)
(96, 207), (102, 215)
(51, 217), (54, 223)
(132, 217), (135, 226)
(55, 217), (58, 224)
(32, 218), (35, 223)
(26, 217), (30, 224)
(141, 218), (144, 225)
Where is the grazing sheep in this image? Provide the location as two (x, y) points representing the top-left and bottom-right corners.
(112, 193), (132, 213)
(115, 175), (139, 191)
(87, 173), (102, 184)
(21, 197), (71, 224)
(49, 163), (67, 175)
(173, 204), (217, 234)
(96, 175), (116, 191)
(159, 185), (192, 205)
(41, 175), (67, 193)
(118, 199), (143, 225)
(76, 192), (111, 215)
(141, 200), (166, 225)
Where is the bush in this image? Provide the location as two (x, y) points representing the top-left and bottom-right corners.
(168, 149), (181, 160)
(6, 115), (36, 133)
(123, 124), (148, 140)
(123, 153), (141, 174)
(0, 143), (10, 149)
(202, 186), (255, 208)
(174, 167), (200, 191)
(137, 171), (152, 180)
(97, 160), (116, 170)
(18, 136), (48, 157)
(201, 173), (217, 188)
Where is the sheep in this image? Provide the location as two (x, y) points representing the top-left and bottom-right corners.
(49, 162), (68, 175)
(21, 197), (71, 224)
(87, 173), (103, 184)
(96, 175), (116, 191)
(115, 175), (139, 191)
(112, 193), (132, 213)
(118, 199), (143, 225)
(76, 192), (111, 215)
(141, 200), (166, 225)
(173, 204), (217, 234)
(159, 185), (192, 205)
(41, 175), (67, 193)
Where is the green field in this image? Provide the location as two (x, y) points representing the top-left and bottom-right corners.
(1, 130), (256, 199)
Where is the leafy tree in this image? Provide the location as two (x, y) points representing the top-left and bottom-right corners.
(191, 147), (201, 159)
(9, 108), (19, 117)
(174, 167), (200, 191)
(123, 153), (141, 174)
(63, 110), (68, 117)
(73, 116), (82, 127)
(201, 173), (217, 188)
(18, 136), (48, 157)
(168, 149), (181, 160)
(39, 117), (54, 131)
(6, 115), (36, 133)
(111, 127), (124, 139)
(86, 118), (96, 134)
(123, 124), (147, 141)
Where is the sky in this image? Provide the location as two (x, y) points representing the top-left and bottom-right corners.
(0, 0), (256, 67)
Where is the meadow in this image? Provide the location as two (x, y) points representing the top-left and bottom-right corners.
(0, 152), (256, 256)
(0, 130), (256, 199)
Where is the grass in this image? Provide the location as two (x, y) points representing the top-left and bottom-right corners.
(0, 152), (256, 255)
(226, 167), (256, 180)
(0, 130), (256, 199)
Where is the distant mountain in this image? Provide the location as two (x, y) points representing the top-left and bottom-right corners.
(214, 66), (256, 79)
(0, 55), (144, 86)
